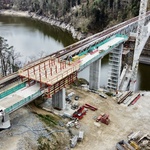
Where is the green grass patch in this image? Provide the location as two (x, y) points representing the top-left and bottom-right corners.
(38, 114), (58, 127)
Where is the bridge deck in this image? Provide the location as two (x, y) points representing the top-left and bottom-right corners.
(79, 34), (128, 70)
(0, 83), (40, 111)
(81, 36), (126, 65)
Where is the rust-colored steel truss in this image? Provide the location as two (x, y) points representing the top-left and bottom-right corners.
(45, 71), (77, 98)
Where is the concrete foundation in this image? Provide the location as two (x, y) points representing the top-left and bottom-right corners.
(89, 59), (101, 90)
(52, 88), (66, 110)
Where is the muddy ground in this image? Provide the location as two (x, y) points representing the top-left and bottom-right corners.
(0, 86), (150, 150)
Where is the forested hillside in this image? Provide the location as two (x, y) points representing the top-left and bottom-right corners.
(0, 0), (150, 33)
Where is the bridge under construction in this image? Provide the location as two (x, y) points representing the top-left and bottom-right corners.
(0, 6), (150, 128)
(0, 34), (128, 129)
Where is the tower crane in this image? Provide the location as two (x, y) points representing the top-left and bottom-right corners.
(130, 0), (148, 90)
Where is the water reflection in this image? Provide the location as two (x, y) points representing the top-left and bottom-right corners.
(0, 15), (150, 90)
(0, 15), (77, 62)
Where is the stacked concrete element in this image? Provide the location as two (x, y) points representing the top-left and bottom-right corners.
(89, 59), (101, 90)
(107, 44), (123, 90)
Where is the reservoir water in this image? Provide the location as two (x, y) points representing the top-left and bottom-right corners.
(0, 15), (149, 91)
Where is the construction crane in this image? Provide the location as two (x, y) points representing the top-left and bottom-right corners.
(130, 0), (148, 91)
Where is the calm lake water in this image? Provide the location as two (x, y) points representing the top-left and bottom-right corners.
(0, 15), (149, 91)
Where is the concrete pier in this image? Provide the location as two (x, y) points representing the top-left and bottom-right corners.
(52, 88), (66, 110)
(89, 59), (101, 90)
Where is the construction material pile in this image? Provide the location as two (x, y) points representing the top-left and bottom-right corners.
(116, 131), (150, 150)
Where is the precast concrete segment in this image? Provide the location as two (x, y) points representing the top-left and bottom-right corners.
(52, 88), (66, 110)
(89, 59), (101, 90)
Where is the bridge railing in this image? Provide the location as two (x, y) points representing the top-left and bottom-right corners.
(4, 90), (42, 114)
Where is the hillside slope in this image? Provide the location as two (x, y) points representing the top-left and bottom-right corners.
(0, 0), (150, 33)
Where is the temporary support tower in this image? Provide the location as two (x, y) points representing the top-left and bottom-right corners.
(107, 44), (123, 91)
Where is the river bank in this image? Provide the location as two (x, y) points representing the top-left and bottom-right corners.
(0, 9), (86, 40)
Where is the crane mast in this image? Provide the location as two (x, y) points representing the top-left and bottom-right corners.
(130, 0), (148, 90)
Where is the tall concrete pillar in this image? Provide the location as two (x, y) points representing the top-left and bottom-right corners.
(89, 59), (101, 90)
(52, 88), (66, 110)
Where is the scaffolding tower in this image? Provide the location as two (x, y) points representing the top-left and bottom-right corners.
(107, 44), (123, 91)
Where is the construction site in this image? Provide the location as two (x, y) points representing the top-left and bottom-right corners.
(0, 0), (150, 150)
(0, 82), (150, 150)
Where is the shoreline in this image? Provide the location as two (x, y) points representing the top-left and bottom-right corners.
(0, 9), (86, 40)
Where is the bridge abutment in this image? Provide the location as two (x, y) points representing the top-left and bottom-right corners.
(89, 59), (101, 90)
(0, 109), (10, 129)
(52, 88), (66, 110)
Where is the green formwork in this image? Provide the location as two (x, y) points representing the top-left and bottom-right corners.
(0, 82), (26, 99)
(5, 90), (42, 114)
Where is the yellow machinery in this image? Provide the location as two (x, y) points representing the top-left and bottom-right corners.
(130, 140), (140, 150)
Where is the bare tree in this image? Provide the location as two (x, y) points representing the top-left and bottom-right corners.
(0, 36), (21, 77)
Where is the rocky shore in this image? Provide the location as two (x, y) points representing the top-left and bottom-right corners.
(0, 9), (86, 40)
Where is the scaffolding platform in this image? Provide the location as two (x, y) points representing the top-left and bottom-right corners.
(18, 57), (80, 86)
